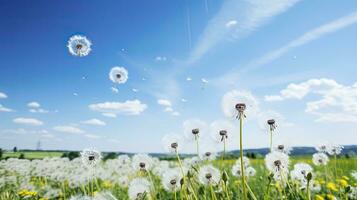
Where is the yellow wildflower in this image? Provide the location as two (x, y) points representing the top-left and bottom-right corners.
(342, 176), (349, 180)
(327, 194), (336, 200)
(315, 194), (324, 200)
(327, 182), (338, 192)
(103, 180), (113, 189)
(338, 179), (348, 187)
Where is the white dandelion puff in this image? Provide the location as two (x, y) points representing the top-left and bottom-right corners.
(221, 90), (259, 119)
(109, 67), (128, 84)
(312, 153), (329, 166)
(351, 171), (357, 180)
(162, 168), (183, 192)
(80, 149), (102, 168)
(183, 119), (207, 141)
(132, 154), (154, 172)
(273, 143), (293, 155)
(198, 165), (221, 186)
(67, 35), (92, 57)
(162, 134), (182, 154)
(326, 144), (343, 156)
(210, 120), (235, 143)
(265, 152), (289, 180)
(315, 143), (329, 153)
(128, 178), (151, 200)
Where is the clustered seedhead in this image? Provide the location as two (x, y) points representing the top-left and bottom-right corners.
(235, 103), (246, 120)
(274, 160), (282, 170)
(205, 173), (212, 180)
(170, 179), (177, 186)
(192, 128), (199, 135)
(88, 155), (95, 161)
(219, 130), (228, 142)
(205, 152), (211, 157)
(116, 73), (122, 79)
(139, 162), (146, 170)
(171, 142), (178, 149)
(76, 44), (83, 50)
(267, 119), (277, 132)
(277, 145), (284, 150)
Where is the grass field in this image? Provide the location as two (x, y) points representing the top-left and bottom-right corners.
(2, 151), (64, 159)
(0, 152), (356, 200)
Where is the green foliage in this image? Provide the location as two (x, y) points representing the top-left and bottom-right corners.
(61, 151), (80, 160)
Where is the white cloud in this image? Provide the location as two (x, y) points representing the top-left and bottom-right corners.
(186, 77), (192, 81)
(27, 101), (40, 108)
(89, 100), (147, 115)
(29, 108), (49, 113)
(164, 107), (174, 112)
(2, 128), (49, 135)
(81, 118), (106, 126)
(157, 99), (172, 107)
(172, 111), (180, 116)
(84, 134), (101, 139)
(102, 113), (117, 118)
(225, 20), (237, 28)
(0, 104), (14, 112)
(155, 56), (167, 61)
(13, 117), (44, 126)
(266, 78), (357, 122)
(249, 11), (357, 70)
(264, 95), (284, 101)
(111, 87), (119, 93)
(0, 92), (7, 99)
(53, 126), (84, 134)
(189, 0), (299, 63)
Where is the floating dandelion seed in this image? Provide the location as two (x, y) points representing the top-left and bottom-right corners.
(312, 153), (329, 166)
(67, 35), (92, 57)
(80, 149), (102, 168)
(109, 67), (128, 84)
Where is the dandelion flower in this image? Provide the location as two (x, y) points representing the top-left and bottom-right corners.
(312, 153), (329, 166)
(327, 144), (343, 156)
(199, 150), (217, 161)
(210, 120), (235, 143)
(132, 154), (154, 172)
(221, 90), (259, 119)
(109, 67), (128, 84)
(273, 143), (293, 155)
(315, 143), (328, 153)
(128, 178), (151, 200)
(80, 149), (102, 168)
(265, 152), (289, 179)
(67, 35), (92, 57)
(162, 168), (182, 192)
(235, 156), (250, 169)
(198, 165), (221, 186)
(183, 119), (207, 141)
(162, 134), (182, 154)
(290, 163), (313, 183)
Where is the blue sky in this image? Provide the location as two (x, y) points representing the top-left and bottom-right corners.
(1, 0), (357, 153)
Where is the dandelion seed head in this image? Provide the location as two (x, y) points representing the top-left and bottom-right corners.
(80, 149), (101, 168)
(67, 35), (92, 57)
(198, 165), (221, 185)
(109, 67), (128, 84)
(312, 153), (329, 166)
(128, 178), (151, 200)
(162, 168), (182, 192)
(265, 152), (289, 178)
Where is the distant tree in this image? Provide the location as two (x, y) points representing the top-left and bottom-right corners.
(19, 153), (25, 159)
(0, 148), (3, 159)
(62, 151), (80, 160)
(13, 147), (17, 152)
(103, 152), (117, 161)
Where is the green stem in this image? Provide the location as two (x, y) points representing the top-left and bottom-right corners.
(245, 181), (257, 200)
(239, 117), (247, 200)
(307, 179), (311, 200)
(270, 130), (273, 152)
(209, 183), (217, 200)
(195, 136), (200, 156)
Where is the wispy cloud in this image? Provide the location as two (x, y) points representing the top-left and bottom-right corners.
(157, 99), (172, 107)
(188, 0), (299, 63)
(0, 104), (14, 112)
(0, 92), (8, 99)
(89, 100), (147, 115)
(247, 11), (357, 71)
(53, 126), (84, 134)
(13, 117), (44, 126)
(81, 118), (106, 126)
(27, 101), (49, 113)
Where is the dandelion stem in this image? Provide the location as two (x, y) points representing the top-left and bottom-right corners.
(195, 136), (200, 156)
(269, 130), (273, 152)
(239, 116), (247, 200)
(306, 179), (311, 200)
(209, 183), (217, 200)
(244, 181), (257, 200)
(174, 189), (177, 200)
